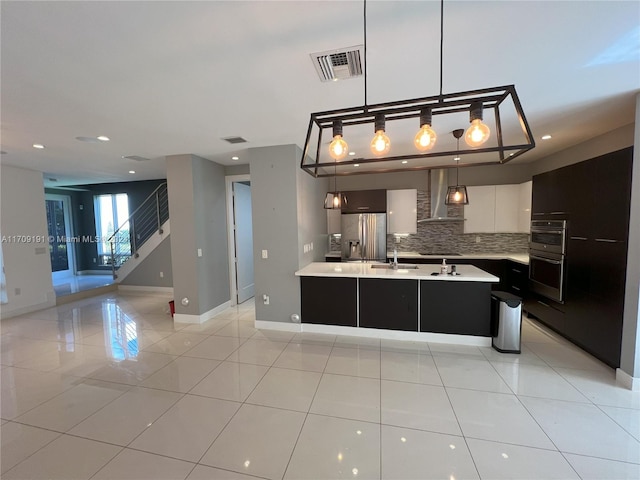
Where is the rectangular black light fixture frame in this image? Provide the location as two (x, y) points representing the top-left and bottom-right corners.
(300, 84), (535, 178)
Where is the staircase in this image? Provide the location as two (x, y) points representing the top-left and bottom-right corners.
(108, 182), (169, 280)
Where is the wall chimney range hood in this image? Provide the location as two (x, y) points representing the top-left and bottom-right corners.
(417, 169), (464, 223)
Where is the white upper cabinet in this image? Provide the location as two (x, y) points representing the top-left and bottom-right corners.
(464, 182), (531, 233)
(518, 181), (532, 233)
(327, 208), (341, 234)
(387, 189), (417, 234)
(464, 186), (496, 233)
(495, 184), (521, 232)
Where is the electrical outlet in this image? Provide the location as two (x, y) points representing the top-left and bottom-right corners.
(262, 249), (268, 259)
(263, 294), (270, 305)
(197, 248), (203, 257)
(93, 258), (97, 263)
(160, 271), (164, 278)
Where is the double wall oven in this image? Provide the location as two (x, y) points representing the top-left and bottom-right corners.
(529, 220), (566, 303)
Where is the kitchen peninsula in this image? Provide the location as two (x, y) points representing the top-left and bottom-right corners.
(295, 262), (499, 346)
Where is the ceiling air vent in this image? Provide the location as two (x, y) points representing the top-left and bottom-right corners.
(123, 155), (151, 162)
(222, 136), (248, 144)
(311, 45), (364, 82)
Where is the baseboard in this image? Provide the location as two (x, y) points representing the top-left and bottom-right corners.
(0, 298), (57, 320)
(56, 284), (118, 305)
(118, 285), (174, 294)
(174, 301), (231, 324)
(255, 320), (491, 346)
(255, 320), (302, 332)
(616, 368), (640, 391)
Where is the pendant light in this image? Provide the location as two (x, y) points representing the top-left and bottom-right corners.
(445, 129), (469, 205)
(329, 120), (348, 160)
(370, 114), (390, 155)
(465, 101), (490, 147)
(324, 149), (346, 209)
(414, 108), (437, 151)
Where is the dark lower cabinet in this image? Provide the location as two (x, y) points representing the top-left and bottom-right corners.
(300, 277), (357, 326)
(529, 146), (633, 368)
(420, 281), (491, 336)
(359, 279), (418, 331)
(525, 294), (566, 333)
(506, 260), (528, 297)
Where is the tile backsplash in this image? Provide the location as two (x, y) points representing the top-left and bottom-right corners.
(329, 189), (529, 255)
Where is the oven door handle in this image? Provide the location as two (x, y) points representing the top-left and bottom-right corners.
(529, 254), (562, 265)
(531, 230), (564, 235)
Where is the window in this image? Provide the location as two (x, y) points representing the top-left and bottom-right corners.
(94, 193), (130, 260)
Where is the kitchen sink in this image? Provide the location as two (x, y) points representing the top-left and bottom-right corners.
(371, 264), (419, 269)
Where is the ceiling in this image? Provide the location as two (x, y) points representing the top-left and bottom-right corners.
(1, 1), (638, 187)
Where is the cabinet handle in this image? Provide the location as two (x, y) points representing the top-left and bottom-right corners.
(357, 207), (370, 210)
(532, 213), (545, 216)
(537, 300), (550, 307)
(530, 255), (562, 265)
(512, 286), (521, 291)
(595, 238), (618, 243)
(550, 211), (566, 215)
(511, 268), (521, 273)
(570, 236), (588, 241)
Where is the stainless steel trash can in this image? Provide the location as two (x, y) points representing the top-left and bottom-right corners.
(491, 291), (522, 353)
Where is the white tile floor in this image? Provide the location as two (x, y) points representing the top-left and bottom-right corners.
(1, 292), (639, 479)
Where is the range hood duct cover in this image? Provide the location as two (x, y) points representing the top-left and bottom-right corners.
(417, 169), (464, 222)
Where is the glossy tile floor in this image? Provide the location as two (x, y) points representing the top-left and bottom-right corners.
(1, 292), (639, 479)
(52, 274), (114, 297)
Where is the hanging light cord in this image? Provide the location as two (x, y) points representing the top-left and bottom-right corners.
(455, 135), (460, 184)
(439, 0), (444, 97)
(363, 0), (368, 108)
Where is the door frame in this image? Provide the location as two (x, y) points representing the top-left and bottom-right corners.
(225, 174), (251, 307)
(45, 193), (76, 279)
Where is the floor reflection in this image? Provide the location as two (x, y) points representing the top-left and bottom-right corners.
(52, 274), (114, 297)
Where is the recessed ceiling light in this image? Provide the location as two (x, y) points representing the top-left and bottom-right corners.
(33, 143), (45, 149)
(97, 135), (110, 142)
(231, 156), (239, 161)
(128, 170), (136, 174)
(348, 152), (356, 156)
(542, 134), (552, 140)
(453, 156), (461, 161)
(401, 160), (408, 164)
(354, 164), (360, 167)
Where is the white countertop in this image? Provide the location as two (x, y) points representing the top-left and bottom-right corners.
(325, 251), (529, 265)
(296, 262), (499, 282)
(390, 252), (530, 265)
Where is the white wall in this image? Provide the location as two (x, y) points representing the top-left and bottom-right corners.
(0, 165), (55, 318)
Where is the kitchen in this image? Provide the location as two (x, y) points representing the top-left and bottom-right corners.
(289, 142), (636, 379)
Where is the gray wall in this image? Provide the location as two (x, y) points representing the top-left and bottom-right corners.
(120, 236), (173, 288)
(249, 144), (303, 323)
(167, 154), (229, 317)
(0, 165), (55, 317)
(193, 157), (230, 313)
(296, 151), (329, 265)
(335, 163), (532, 193)
(621, 101), (640, 379)
(531, 123), (634, 175)
(225, 164), (250, 176)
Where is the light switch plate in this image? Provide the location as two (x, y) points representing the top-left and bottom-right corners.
(262, 249), (268, 259)
(197, 248), (203, 257)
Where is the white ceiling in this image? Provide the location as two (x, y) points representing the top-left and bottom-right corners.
(1, 1), (638, 187)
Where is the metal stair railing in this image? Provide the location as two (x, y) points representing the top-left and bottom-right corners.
(108, 182), (169, 279)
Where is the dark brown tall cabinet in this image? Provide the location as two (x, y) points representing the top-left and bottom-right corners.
(528, 147), (633, 367)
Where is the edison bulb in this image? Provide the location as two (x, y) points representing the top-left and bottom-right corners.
(329, 135), (348, 160)
(465, 119), (490, 147)
(370, 130), (390, 155)
(333, 194), (340, 208)
(453, 190), (463, 202)
(414, 125), (437, 151)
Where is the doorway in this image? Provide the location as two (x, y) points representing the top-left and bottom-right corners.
(226, 175), (254, 306)
(45, 194), (76, 280)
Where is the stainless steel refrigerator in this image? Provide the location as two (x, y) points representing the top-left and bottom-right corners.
(341, 213), (387, 262)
